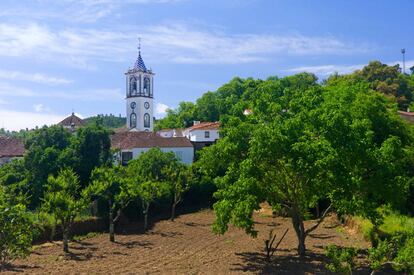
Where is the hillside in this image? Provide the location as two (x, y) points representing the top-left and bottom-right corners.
(84, 114), (126, 129)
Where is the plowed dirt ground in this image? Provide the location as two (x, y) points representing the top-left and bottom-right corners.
(3, 209), (370, 274)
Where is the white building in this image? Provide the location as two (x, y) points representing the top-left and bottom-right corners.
(111, 131), (194, 165)
(125, 46), (154, 132)
(157, 129), (184, 138)
(183, 121), (220, 143)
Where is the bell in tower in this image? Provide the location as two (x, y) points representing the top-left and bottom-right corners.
(125, 39), (154, 132)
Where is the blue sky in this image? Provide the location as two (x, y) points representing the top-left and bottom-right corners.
(0, 0), (413, 131)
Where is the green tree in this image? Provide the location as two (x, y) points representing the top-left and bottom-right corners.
(84, 165), (137, 242)
(0, 188), (33, 266)
(200, 75), (413, 257)
(163, 163), (193, 221)
(327, 61), (414, 110)
(42, 169), (85, 253)
(68, 123), (112, 188)
(24, 125), (72, 208)
(138, 181), (167, 231)
(127, 148), (178, 229)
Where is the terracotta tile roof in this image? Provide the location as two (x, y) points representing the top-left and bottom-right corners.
(0, 137), (25, 158)
(398, 110), (414, 123)
(398, 110), (414, 116)
(111, 131), (193, 150)
(188, 122), (220, 131)
(58, 113), (85, 127)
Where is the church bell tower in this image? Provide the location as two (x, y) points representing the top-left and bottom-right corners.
(125, 41), (154, 131)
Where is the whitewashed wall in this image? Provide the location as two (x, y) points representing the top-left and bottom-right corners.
(187, 129), (219, 142)
(122, 146), (194, 164)
(0, 157), (22, 166)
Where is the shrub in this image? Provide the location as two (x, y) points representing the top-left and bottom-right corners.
(0, 190), (33, 266)
(325, 245), (357, 274)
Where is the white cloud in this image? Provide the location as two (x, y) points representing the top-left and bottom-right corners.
(155, 102), (169, 116)
(0, 82), (123, 101)
(287, 59), (414, 77)
(286, 64), (365, 76)
(0, 69), (71, 85)
(0, 0), (185, 23)
(0, 22), (371, 67)
(0, 109), (64, 131)
(33, 103), (51, 112)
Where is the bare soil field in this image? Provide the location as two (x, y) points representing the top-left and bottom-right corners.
(3, 209), (372, 274)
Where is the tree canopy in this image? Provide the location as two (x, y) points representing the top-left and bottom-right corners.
(198, 72), (414, 256)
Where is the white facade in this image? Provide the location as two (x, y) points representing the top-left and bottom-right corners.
(184, 129), (219, 142)
(120, 147), (194, 165)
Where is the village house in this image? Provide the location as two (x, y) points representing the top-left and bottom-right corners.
(398, 110), (414, 124)
(0, 136), (25, 166)
(111, 131), (194, 165)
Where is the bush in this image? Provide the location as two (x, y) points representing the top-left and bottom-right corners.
(325, 245), (357, 274)
(369, 234), (414, 274)
(0, 190), (33, 266)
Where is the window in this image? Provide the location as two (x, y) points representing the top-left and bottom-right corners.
(204, 131), (210, 138)
(143, 77), (150, 96)
(129, 77), (137, 96)
(121, 151), (133, 166)
(130, 113), (137, 128)
(175, 151), (183, 161)
(144, 113), (150, 128)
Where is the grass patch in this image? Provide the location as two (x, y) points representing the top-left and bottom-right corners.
(73, 232), (100, 242)
(352, 210), (414, 241)
(380, 213), (414, 235)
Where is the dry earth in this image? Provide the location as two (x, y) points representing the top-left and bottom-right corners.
(3, 208), (371, 274)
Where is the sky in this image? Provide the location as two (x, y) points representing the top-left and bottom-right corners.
(0, 0), (413, 131)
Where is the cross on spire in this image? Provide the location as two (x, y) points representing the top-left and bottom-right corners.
(134, 37), (147, 71)
(138, 37), (141, 52)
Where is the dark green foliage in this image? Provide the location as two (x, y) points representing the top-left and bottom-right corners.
(0, 128), (30, 138)
(68, 124), (112, 188)
(24, 126), (72, 208)
(127, 148), (178, 182)
(42, 169), (86, 253)
(0, 188), (33, 266)
(2, 124), (112, 209)
(327, 61), (414, 110)
(84, 114), (126, 129)
(325, 245), (357, 274)
(369, 234), (414, 274)
(127, 148), (188, 228)
(84, 165), (136, 242)
(155, 77), (264, 129)
(198, 72), (414, 257)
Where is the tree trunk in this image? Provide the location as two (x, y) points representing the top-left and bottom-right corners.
(109, 201), (115, 242)
(291, 209), (306, 257)
(143, 202), (149, 231)
(63, 228), (69, 253)
(171, 202), (176, 221)
(144, 212), (148, 231)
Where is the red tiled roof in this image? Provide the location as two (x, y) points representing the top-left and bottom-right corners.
(398, 110), (414, 116)
(398, 110), (414, 124)
(58, 113), (85, 127)
(188, 122), (220, 131)
(0, 137), (25, 158)
(111, 131), (193, 150)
